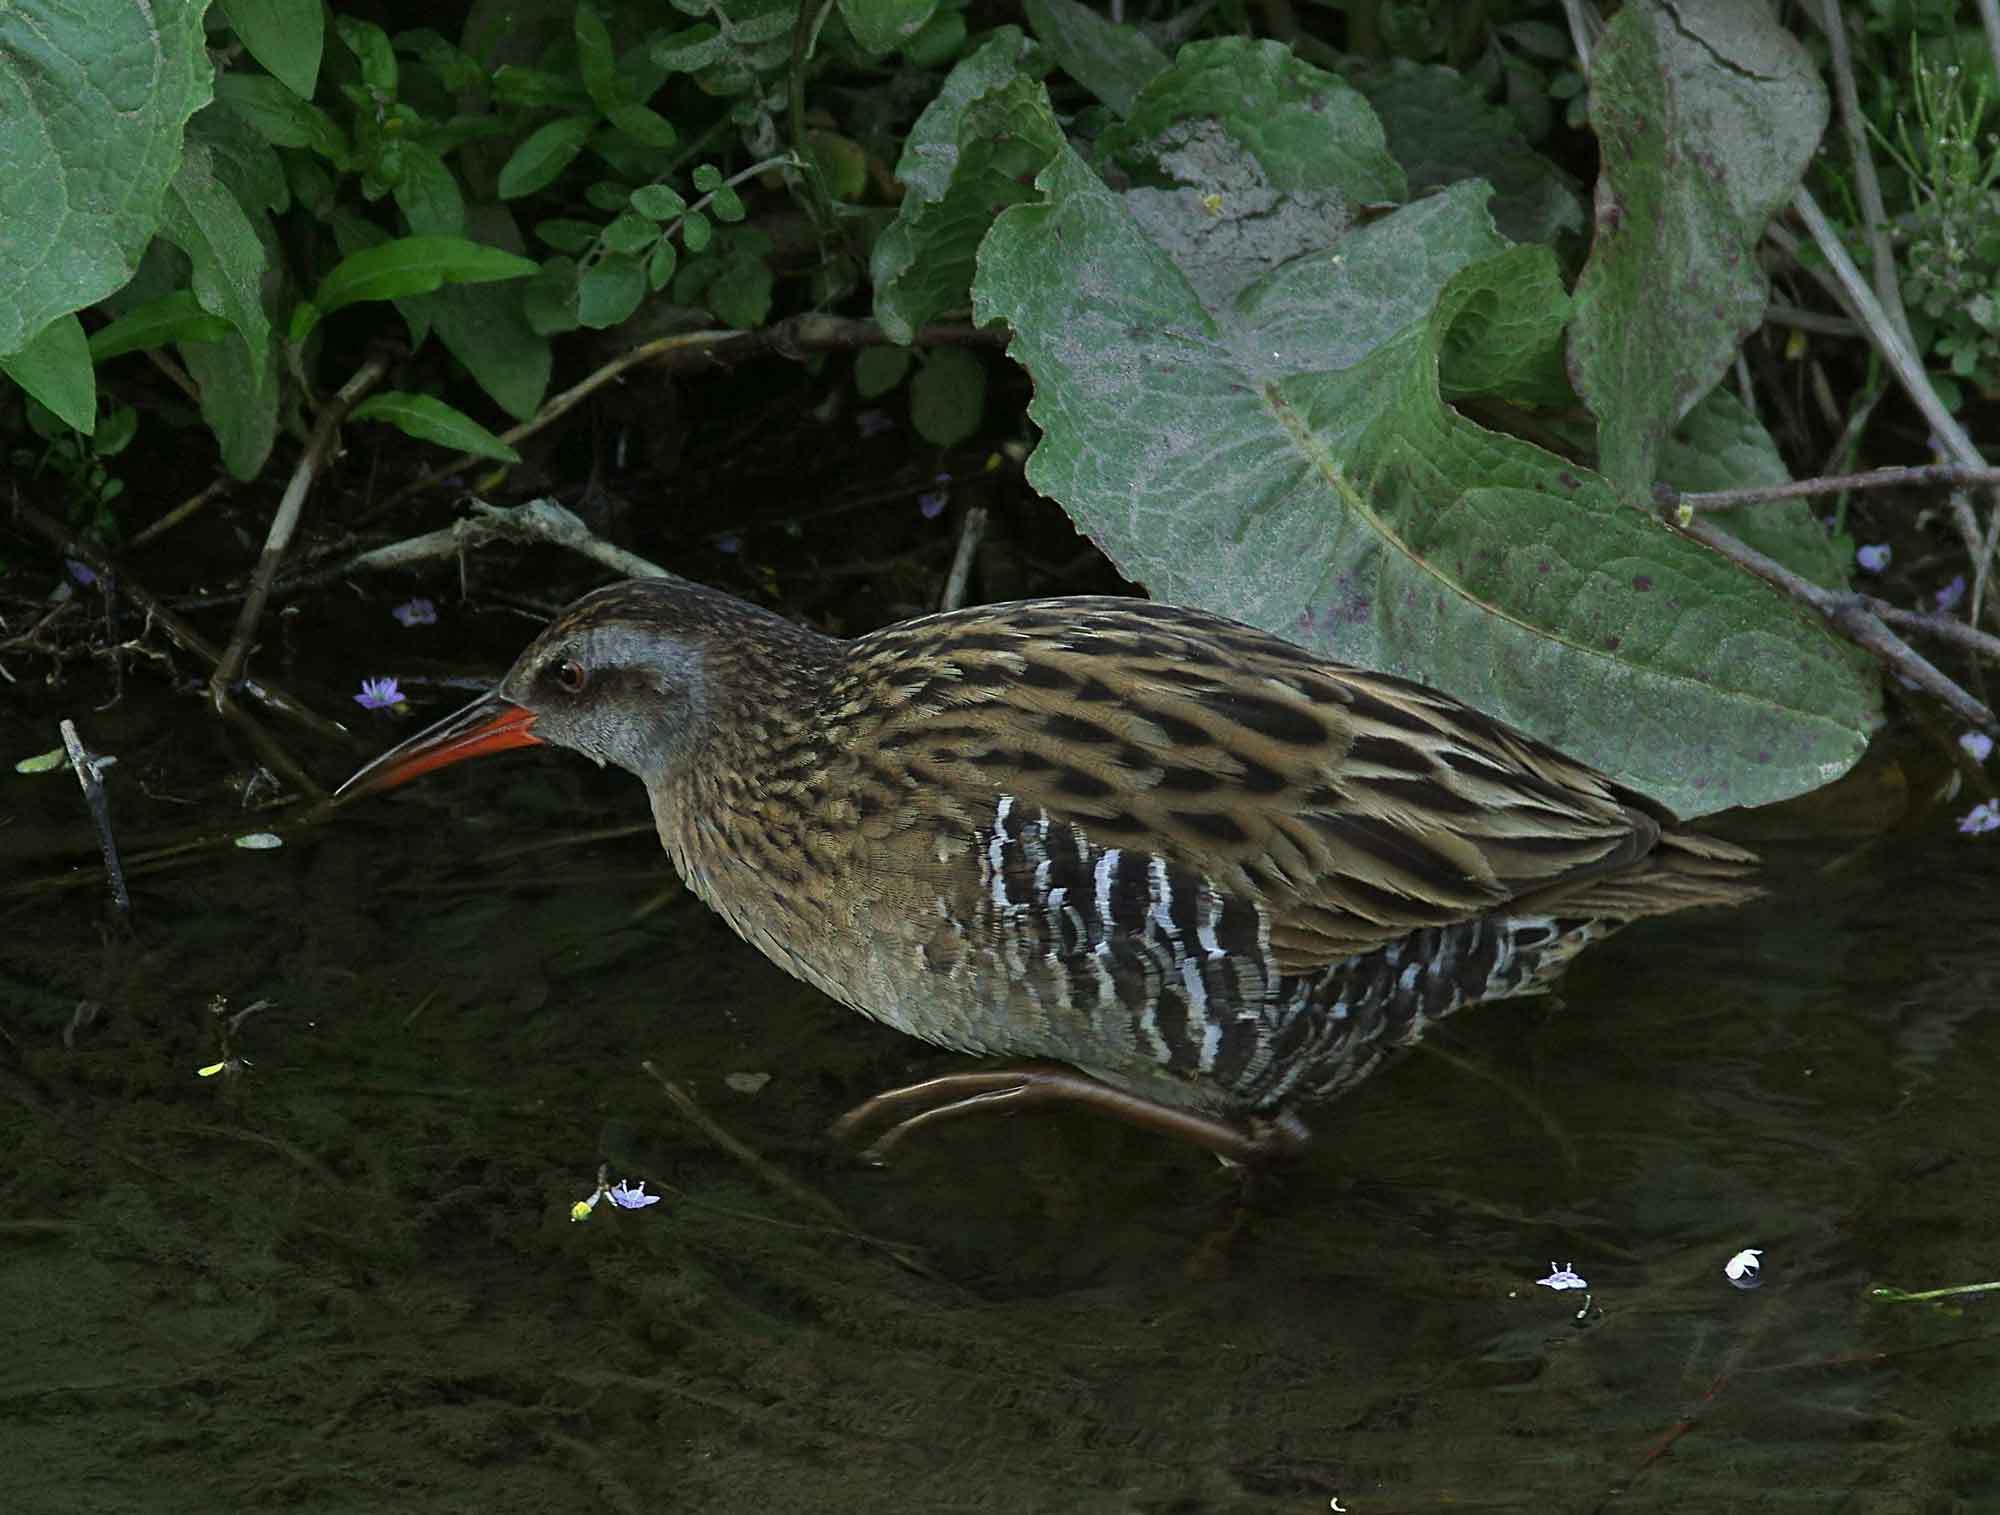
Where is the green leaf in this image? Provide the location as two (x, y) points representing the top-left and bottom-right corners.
(407, 206), (553, 421)
(909, 348), (985, 445)
(646, 238), (678, 290)
(352, 392), (522, 462)
(219, 0), (324, 98)
(491, 65), (594, 111)
(0, 0), (213, 355)
(873, 34), (1064, 343)
(854, 345), (911, 398)
(652, 24), (728, 76)
(682, 211), (712, 252)
(692, 162), (723, 192)
(604, 101), (678, 149)
(1569, 0), (1828, 494)
(497, 116), (595, 199)
(94, 404), (139, 457)
(1351, 61), (1584, 245)
(709, 183), (745, 222)
(574, 2), (623, 111)
(603, 212), (658, 255)
(184, 327), (281, 479)
(536, 218), (601, 253)
(577, 253), (648, 327)
(0, 316), (95, 433)
(702, 246), (773, 329)
(216, 74), (349, 158)
(336, 16), (398, 96)
(972, 147), (1876, 815)
(393, 142), (466, 236)
(305, 236), (539, 335)
(159, 140), (273, 384)
(839, 0), (939, 58)
(89, 292), (234, 361)
(631, 184), (688, 220)
(1021, 0), (1167, 116)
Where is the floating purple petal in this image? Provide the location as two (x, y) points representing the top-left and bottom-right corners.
(392, 597), (438, 627)
(354, 676), (403, 710)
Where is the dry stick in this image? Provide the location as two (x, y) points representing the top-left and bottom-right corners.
(938, 500), (989, 612)
(211, 352), (391, 706)
(1869, 600), (2000, 665)
(1671, 510), (1996, 734)
(128, 478), (232, 550)
(1788, 189), (1991, 565)
(1667, 463), (2000, 513)
(9, 498), (351, 789)
(59, 718), (130, 916)
(358, 315), (1002, 524)
(1813, 0), (1915, 347)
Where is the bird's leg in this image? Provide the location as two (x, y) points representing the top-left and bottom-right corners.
(828, 1062), (1311, 1167)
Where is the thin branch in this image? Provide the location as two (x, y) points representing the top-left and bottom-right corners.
(1869, 600), (2000, 665)
(60, 718), (130, 916)
(1661, 463), (2000, 513)
(211, 352), (391, 704)
(356, 316), (1002, 524)
(1812, 0), (1914, 346)
(1669, 510), (1996, 733)
(938, 501), (989, 612)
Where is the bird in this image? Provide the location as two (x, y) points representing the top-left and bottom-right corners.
(337, 574), (1758, 1165)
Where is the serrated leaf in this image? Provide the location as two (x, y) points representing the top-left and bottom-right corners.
(873, 38), (1064, 343)
(1569, 0), (1828, 494)
(351, 392), (522, 461)
(89, 292), (233, 361)
(1021, 0), (1167, 116)
(219, 0), (324, 99)
(0, 0), (212, 354)
(972, 147), (1876, 815)
(497, 116), (595, 199)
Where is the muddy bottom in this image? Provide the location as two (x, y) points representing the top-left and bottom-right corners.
(5, 689), (1999, 1514)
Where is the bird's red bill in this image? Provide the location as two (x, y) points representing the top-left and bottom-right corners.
(336, 695), (542, 800)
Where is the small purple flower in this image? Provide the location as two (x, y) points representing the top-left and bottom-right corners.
(1936, 575), (1968, 613)
(918, 472), (953, 521)
(354, 676), (403, 710)
(715, 533), (741, 556)
(1961, 731), (1994, 764)
(66, 559), (97, 586)
(856, 409), (893, 438)
(392, 597), (437, 627)
(607, 1179), (661, 1210)
(1856, 544), (1892, 573)
(1960, 800), (2000, 835)
(1537, 1261), (1587, 1291)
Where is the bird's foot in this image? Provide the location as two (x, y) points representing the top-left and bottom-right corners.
(828, 1062), (1311, 1167)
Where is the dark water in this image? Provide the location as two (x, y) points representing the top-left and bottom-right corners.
(5, 687), (1998, 1513)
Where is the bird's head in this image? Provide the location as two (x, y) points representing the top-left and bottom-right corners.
(336, 579), (723, 801)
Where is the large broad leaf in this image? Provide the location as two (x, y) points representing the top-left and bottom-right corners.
(1021, 0), (1167, 116)
(871, 31), (1063, 343)
(1568, 0), (1827, 493)
(972, 147), (1876, 816)
(0, 0), (213, 355)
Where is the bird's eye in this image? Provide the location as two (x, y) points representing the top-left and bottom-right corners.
(553, 658), (588, 694)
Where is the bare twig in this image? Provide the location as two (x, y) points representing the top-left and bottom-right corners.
(938, 501), (989, 612)
(1787, 189), (1989, 562)
(358, 316), (1003, 523)
(128, 479), (232, 550)
(8, 496), (354, 755)
(1868, 600), (2000, 665)
(211, 352), (392, 706)
(1662, 463), (2000, 513)
(1669, 510), (1996, 733)
(1812, 0), (1914, 347)
(59, 719), (130, 916)
(305, 497), (670, 593)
